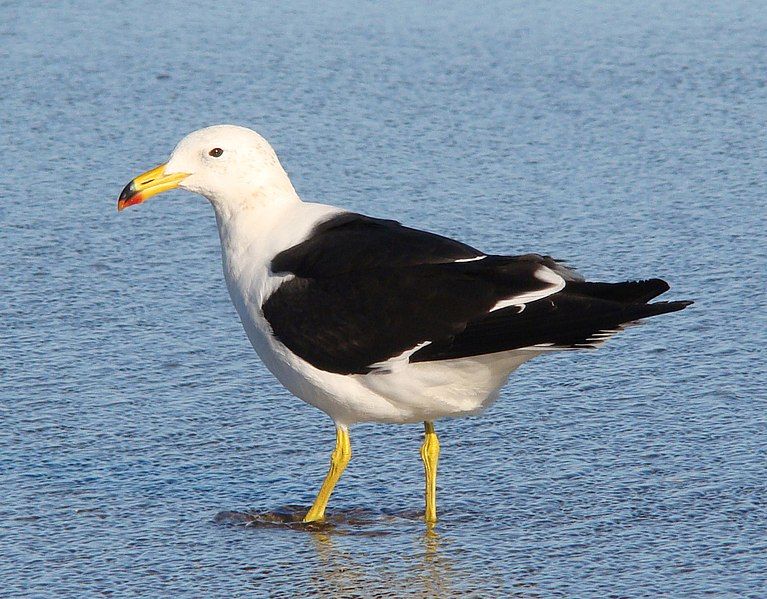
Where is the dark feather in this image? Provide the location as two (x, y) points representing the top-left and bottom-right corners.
(271, 212), (483, 277)
(263, 212), (693, 374)
(411, 289), (693, 362)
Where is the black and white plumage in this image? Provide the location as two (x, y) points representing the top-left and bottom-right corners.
(119, 124), (693, 523)
(118, 125), (691, 427)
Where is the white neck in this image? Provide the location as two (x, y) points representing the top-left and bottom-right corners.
(212, 191), (300, 265)
(206, 175), (301, 221)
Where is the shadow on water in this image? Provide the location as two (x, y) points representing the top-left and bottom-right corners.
(214, 508), (535, 597)
(214, 505), (396, 535)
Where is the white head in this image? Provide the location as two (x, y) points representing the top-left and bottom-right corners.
(118, 125), (299, 214)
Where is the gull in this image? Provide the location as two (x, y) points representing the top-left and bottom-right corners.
(118, 124), (692, 524)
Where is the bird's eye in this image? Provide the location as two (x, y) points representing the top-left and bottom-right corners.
(209, 148), (223, 157)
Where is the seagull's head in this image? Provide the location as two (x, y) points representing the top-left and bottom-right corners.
(118, 125), (297, 212)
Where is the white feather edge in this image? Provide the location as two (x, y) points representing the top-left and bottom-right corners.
(524, 324), (630, 351)
(490, 265), (566, 312)
(368, 266), (569, 371)
(369, 341), (433, 373)
(453, 255), (486, 263)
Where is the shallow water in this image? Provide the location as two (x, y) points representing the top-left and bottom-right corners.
(2, 1), (766, 596)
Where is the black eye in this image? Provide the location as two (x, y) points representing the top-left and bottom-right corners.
(209, 148), (223, 157)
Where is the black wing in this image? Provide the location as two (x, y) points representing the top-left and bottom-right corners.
(270, 212), (484, 275)
(263, 213), (565, 374)
(411, 280), (692, 363)
(263, 212), (692, 375)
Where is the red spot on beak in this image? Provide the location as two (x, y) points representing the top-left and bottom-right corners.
(117, 192), (144, 211)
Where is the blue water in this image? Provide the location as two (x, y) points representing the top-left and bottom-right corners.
(2, 1), (766, 596)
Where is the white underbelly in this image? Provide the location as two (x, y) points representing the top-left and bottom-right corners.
(355, 350), (541, 423)
(239, 301), (539, 425)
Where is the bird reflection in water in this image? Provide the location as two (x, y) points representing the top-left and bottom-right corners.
(306, 518), (456, 598)
(217, 508), (460, 597)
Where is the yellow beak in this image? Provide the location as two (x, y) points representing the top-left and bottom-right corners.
(117, 163), (189, 211)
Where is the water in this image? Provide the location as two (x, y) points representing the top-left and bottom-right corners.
(2, 1), (766, 596)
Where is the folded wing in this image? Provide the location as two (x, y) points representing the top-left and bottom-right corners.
(263, 213), (573, 374)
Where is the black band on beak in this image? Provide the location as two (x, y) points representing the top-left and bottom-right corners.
(119, 180), (137, 202)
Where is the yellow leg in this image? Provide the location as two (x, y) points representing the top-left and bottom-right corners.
(303, 425), (351, 523)
(420, 421), (440, 524)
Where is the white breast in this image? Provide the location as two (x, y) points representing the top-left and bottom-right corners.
(213, 201), (412, 424)
(211, 200), (538, 426)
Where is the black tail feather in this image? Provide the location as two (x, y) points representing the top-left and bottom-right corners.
(566, 278), (671, 304)
(634, 299), (694, 318)
(411, 280), (693, 363)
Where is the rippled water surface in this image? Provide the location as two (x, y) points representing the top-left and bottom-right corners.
(2, 1), (766, 597)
